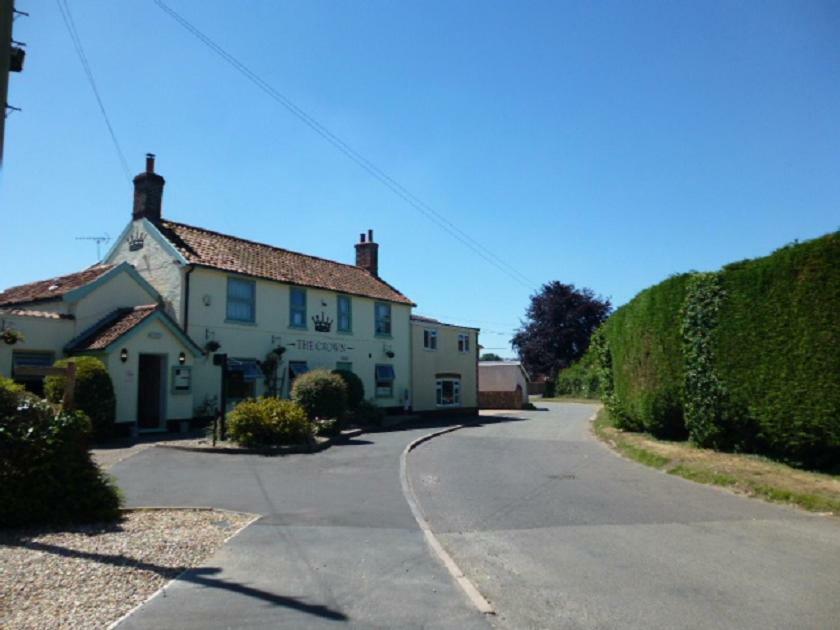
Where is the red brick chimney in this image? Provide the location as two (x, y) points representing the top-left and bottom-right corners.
(132, 153), (165, 221)
(355, 229), (379, 276)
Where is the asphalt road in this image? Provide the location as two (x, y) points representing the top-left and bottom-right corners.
(111, 422), (491, 629)
(409, 403), (840, 630)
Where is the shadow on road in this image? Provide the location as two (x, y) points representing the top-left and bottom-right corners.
(366, 412), (527, 434)
(11, 539), (348, 622)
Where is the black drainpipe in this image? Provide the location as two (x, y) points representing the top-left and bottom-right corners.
(183, 264), (194, 333)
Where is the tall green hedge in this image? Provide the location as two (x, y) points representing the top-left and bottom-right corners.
(710, 234), (840, 465)
(600, 273), (691, 438)
(597, 232), (840, 468)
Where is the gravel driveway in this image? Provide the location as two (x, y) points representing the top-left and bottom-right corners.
(0, 509), (255, 629)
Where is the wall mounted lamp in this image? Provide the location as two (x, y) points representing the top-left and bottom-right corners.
(120, 348), (128, 363)
(178, 352), (186, 365)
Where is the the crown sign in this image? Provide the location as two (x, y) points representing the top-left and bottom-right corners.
(312, 312), (333, 332)
(127, 232), (146, 251)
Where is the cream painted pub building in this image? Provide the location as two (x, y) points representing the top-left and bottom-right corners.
(0, 156), (478, 431)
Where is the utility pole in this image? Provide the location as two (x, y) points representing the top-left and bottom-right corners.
(1, 0), (26, 165)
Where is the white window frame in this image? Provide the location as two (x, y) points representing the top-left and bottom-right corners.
(435, 378), (461, 407)
(375, 302), (391, 336)
(337, 295), (352, 333)
(289, 287), (307, 329)
(457, 333), (470, 353)
(226, 277), (256, 323)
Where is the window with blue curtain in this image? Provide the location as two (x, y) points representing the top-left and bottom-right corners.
(226, 277), (256, 323)
(337, 295), (352, 332)
(290, 287), (307, 328)
(375, 302), (391, 336)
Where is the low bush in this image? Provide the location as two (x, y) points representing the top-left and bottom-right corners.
(0, 389), (121, 527)
(291, 369), (348, 420)
(227, 398), (312, 447)
(0, 375), (25, 416)
(331, 369), (364, 410)
(45, 356), (116, 440)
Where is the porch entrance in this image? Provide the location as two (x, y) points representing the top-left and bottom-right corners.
(138, 354), (166, 431)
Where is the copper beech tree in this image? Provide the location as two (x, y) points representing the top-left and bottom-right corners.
(512, 281), (611, 381)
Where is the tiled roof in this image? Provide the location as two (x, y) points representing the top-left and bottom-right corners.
(410, 314), (441, 324)
(0, 265), (114, 307)
(0, 308), (74, 320)
(155, 220), (414, 305)
(66, 305), (158, 352)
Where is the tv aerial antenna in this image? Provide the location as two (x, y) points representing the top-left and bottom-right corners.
(76, 234), (111, 261)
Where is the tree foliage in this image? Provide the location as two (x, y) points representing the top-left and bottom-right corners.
(479, 353), (503, 361)
(511, 281), (611, 379)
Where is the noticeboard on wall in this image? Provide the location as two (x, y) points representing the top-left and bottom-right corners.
(171, 366), (192, 394)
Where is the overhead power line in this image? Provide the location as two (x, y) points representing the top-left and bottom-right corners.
(56, 0), (131, 181)
(152, 0), (537, 291)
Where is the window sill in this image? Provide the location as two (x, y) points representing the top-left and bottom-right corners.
(375, 333), (393, 339)
(288, 325), (308, 331)
(336, 329), (353, 335)
(225, 319), (257, 326)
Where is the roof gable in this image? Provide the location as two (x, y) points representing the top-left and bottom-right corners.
(153, 220), (414, 305)
(65, 305), (202, 355)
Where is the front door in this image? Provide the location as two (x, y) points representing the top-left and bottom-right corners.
(137, 354), (165, 430)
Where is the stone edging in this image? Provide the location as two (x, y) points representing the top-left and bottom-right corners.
(400, 425), (496, 616)
(153, 428), (364, 456)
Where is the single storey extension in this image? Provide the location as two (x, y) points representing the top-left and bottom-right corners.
(478, 360), (530, 409)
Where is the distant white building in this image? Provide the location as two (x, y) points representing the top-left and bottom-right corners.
(478, 361), (530, 409)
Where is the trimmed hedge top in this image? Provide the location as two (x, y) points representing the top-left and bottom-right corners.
(595, 231), (840, 467)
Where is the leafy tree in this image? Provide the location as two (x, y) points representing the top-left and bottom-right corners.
(479, 353), (503, 361)
(512, 281), (611, 380)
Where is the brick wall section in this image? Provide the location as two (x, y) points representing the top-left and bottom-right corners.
(479, 390), (523, 409)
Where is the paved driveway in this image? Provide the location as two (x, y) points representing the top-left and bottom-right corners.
(111, 423), (491, 629)
(410, 403), (840, 630)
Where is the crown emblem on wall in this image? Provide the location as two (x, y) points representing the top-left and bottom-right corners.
(312, 312), (333, 333)
(127, 231), (146, 251)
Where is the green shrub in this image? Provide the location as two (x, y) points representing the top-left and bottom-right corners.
(555, 350), (600, 399)
(291, 369), (348, 420)
(351, 400), (385, 428)
(227, 398), (312, 447)
(0, 392), (121, 527)
(600, 274), (690, 438)
(0, 375), (25, 417)
(45, 356), (116, 440)
(331, 369), (364, 410)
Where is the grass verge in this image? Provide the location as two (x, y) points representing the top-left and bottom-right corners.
(592, 408), (840, 516)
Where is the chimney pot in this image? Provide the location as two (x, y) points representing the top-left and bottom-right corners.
(145, 153), (155, 173)
(355, 228), (379, 276)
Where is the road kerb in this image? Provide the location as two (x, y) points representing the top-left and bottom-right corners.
(400, 425), (496, 616)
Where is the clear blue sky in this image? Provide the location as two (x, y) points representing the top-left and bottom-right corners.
(2, 1), (838, 357)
